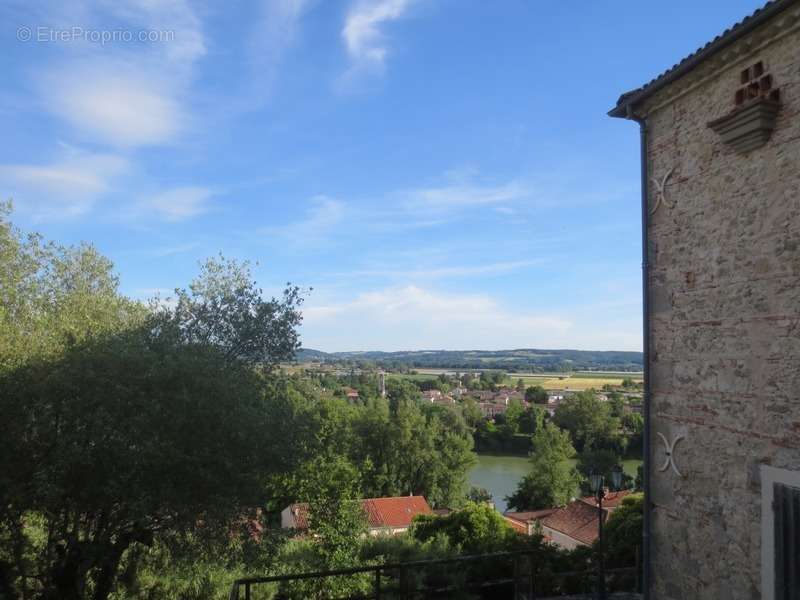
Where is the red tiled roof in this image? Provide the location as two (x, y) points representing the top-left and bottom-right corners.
(541, 501), (602, 546)
(287, 496), (431, 531)
(503, 515), (529, 535)
(362, 496), (432, 528)
(504, 509), (558, 522)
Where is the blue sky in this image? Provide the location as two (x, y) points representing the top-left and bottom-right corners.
(1, 0), (763, 352)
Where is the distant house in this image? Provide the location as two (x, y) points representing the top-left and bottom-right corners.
(432, 395), (456, 406)
(477, 402), (507, 418)
(503, 508), (558, 536)
(344, 387), (359, 401)
(281, 495), (432, 536)
(422, 390), (442, 401)
(504, 490), (632, 549)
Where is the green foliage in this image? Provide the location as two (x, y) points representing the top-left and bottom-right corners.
(160, 255), (304, 368)
(552, 391), (621, 452)
(524, 385), (548, 404)
(506, 424), (579, 511)
(602, 494), (643, 568)
(575, 449), (633, 495)
(466, 487), (493, 503)
(0, 209), (305, 599)
(412, 502), (516, 554)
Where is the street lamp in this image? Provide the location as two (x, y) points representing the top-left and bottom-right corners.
(589, 466), (623, 600)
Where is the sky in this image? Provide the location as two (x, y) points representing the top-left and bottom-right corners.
(0, 0), (765, 352)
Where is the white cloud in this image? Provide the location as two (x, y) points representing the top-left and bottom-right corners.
(341, 0), (415, 82)
(333, 259), (547, 281)
(42, 62), (184, 147)
(400, 180), (530, 212)
(302, 285), (577, 351)
(265, 196), (346, 247)
(239, 0), (312, 108)
(0, 149), (128, 219)
(32, 0), (205, 147)
(143, 186), (216, 221)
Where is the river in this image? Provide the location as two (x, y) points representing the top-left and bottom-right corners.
(467, 453), (642, 513)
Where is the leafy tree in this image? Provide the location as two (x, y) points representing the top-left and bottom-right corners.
(575, 449), (633, 495)
(0, 210), (305, 600)
(524, 385), (548, 404)
(518, 405), (546, 435)
(602, 494), (643, 568)
(515, 378), (526, 392)
(459, 397), (483, 428)
(159, 255), (304, 368)
(412, 502), (517, 554)
(552, 391), (620, 452)
(467, 487), (493, 504)
(506, 423), (579, 511)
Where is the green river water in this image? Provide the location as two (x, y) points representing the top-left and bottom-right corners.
(467, 454), (642, 513)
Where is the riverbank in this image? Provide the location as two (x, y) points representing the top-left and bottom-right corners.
(468, 453), (642, 513)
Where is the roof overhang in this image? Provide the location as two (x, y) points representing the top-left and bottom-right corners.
(609, 0), (798, 119)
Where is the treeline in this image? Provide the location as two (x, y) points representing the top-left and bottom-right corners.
(296, 348), (644, 372)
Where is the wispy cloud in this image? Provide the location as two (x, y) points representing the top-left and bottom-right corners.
(0, 148), (128, 219)
(399, 180), (530, 213)
(142, 186), (216, 221)
(332, 259), (547, 281)
(31, 0), (205, 147)
(238, 0), (313, 109)
(302, 285), (575, 351)
(41, 61), (184, 147)
(340, 0), (415, 85)
(263, 196), (345, 247)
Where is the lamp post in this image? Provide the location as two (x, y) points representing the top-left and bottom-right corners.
(589, 465), (623, 600)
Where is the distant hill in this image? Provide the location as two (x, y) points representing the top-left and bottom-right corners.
(295, 348), (643, 373)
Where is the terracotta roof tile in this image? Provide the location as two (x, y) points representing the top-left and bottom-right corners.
(287, 496), (431, 531)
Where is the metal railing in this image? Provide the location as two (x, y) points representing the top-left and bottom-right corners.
(228, 550), (640, 600)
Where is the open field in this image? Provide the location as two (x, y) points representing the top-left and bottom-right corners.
(408, 369), (643, 391)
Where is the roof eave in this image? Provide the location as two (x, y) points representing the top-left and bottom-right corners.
(608, 0), (798, 119)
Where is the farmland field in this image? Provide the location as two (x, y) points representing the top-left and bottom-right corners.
(403, 369), (643, 391)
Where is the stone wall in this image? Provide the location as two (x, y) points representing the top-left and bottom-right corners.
(637, 13), (800, 600)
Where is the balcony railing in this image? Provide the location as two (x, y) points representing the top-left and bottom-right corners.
(228, 549), (640, 599)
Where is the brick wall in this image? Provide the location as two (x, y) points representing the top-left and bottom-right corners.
(638, 18), (800, 600)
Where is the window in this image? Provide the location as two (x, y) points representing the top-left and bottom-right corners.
(763, 466), (800, 600)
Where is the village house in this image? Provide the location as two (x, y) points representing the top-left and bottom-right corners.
(609, 1), (800, 597)
(477, 401), (507, 418)
(505, 490), (632, 550)
(281, 496), (432, 537)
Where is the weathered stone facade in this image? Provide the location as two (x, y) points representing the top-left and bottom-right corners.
(613, 3), (800, 599)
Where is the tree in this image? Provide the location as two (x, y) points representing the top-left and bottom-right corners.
(518, 405), (546, 435)
(575, 449), (633, 495)
(159, 255), (304, 368)
(0, 211), (305, 600)
(524, 385), (548, 404)
(506, 423), (579, 510)
(467, 487), (493, 504)
(552, 391), (620, 452)
(516, 378), (526, 392)
(602, 494), (643, 568)
(412, 502), (517, 554)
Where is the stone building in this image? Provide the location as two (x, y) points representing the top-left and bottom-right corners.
(609, 1), (800, 598)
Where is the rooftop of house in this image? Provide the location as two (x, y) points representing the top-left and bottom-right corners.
(609, 0), (797, 117)
(513, 490), (633, 546)
(540, 500), (604, 546)
(287, 495), (432, 531)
